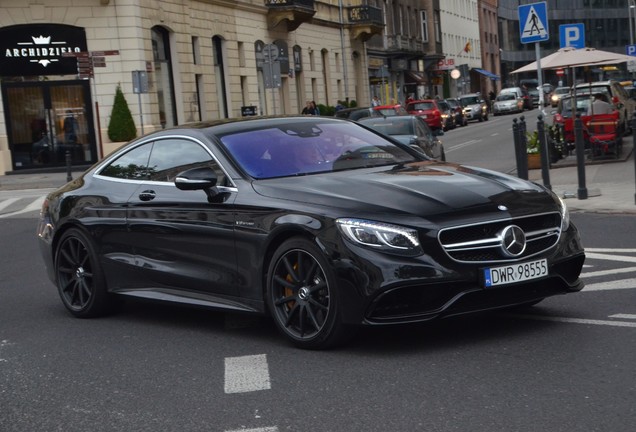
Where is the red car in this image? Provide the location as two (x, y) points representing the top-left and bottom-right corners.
(405, 99), (453, 131)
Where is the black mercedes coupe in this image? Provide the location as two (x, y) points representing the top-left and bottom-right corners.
(37, 116), (585, 349)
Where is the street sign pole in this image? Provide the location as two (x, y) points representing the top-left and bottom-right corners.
(519, 3), (549, 111)
(535, 43), (545, 109)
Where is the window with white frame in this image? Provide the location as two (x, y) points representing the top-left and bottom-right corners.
(420, 10), (429, 42)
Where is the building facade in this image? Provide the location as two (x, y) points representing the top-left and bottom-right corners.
(0, 0), (381, 175)
(439, 0), (482, 97)
(478, 0), (500, 96)
(364, 0), (443, 103)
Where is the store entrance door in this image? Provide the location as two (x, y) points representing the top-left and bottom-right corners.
(2, 80), (95, 170)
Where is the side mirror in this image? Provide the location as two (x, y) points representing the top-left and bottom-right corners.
(175, 166), (218, 190)
(433, 129), (444, 137)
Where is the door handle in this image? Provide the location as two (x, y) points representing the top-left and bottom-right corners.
(138, 190), (156, 201)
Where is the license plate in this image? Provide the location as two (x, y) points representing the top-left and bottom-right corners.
(483, 258), (548, 287)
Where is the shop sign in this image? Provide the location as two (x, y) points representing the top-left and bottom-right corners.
(0, 24), (87, 77)
(436, 58), (455, 71)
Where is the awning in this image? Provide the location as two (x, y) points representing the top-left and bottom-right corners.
(405, 71), (427, 84)
(472, 68), (500, 80)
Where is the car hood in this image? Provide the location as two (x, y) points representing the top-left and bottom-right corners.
(463, 104), (481, 110)
(251, 161), (553, 222)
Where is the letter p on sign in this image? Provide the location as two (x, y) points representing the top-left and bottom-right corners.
(559, 24), (585, 49)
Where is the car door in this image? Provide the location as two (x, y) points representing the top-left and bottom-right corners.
(125, 137), (239, 297)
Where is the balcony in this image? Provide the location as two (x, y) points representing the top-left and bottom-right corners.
(265, 0), (316, 31)
(386, 35), (423, 56)
(348, 5), (384, 42)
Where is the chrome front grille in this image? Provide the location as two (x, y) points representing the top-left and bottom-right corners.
(438, 212), (562, 263)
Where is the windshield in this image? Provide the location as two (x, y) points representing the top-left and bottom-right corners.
(496, 94), (516, 101)
(574, 85), (611, 99)
(460, 96), (480, 106)
(559, 97), (591, 118)
(219, 120), (417, 179)
(359, 118), (414, 136)
(409, 102), (435, 110)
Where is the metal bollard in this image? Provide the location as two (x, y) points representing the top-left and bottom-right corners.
(537, 114), (551, 190)
(513, 117), (529, 180)
(574, 113), (587, 200)
(65, 150), (73, 182)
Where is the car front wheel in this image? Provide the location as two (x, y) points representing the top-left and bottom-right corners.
(267, 238), (349, 349)
(55, 228), (115, 318)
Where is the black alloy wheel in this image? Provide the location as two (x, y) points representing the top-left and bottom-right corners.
(55, 228), (114, 318)
(267, 238), (347, 349)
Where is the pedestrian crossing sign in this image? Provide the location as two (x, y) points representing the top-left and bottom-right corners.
(519, 2), (549, 44)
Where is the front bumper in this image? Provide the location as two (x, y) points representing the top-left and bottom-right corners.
(331, 221), (585, 326)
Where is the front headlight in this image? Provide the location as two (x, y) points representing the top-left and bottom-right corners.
(556, 194), (570, 231)
(336, 218), (422, 256)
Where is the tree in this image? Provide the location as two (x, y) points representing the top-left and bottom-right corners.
(107, 84), (137, 142)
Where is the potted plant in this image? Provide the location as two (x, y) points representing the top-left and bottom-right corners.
(526, 130), (541, 169)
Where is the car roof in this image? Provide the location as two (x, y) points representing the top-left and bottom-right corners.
(575, 80), (616, 87)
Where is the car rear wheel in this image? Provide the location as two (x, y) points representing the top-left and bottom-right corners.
(55, 228), (115, 318)
(267, 238), (348, 349)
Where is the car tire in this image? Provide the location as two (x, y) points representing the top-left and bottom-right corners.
(267, 237), (350, 349)
(55, 227), (117, 318)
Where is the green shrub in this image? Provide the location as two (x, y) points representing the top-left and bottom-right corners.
(107, 84), (137, 142)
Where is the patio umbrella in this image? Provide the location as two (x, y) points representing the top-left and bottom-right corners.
(511, 46), (635, 74)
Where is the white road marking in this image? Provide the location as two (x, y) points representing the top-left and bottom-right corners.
(582, 266), (636, 278)
(513, 314), (636, 328)
(225, 428), (278, 432)
(609, 314), (636, 320)
(583, 278), (636, 292)
(586, 248), (636, 253)
(585, 252), (636, 264)
(446, 139), (482, 152)
(0, 196), (45, 218)
(0, 198), (20, 211)
(224, 354), (271, 394)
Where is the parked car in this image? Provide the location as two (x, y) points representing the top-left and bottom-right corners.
(458, 93), (489, 122)
(492, 93), (524, 115)
(445, 98), (468, 127)
(549, 86), (570, 108)
(500, 87), (532, 110)
(574, 80), (636, 135)
(334, 106), (379, 121)
(405, 99), (453, 131)
(358, 115), (446, 160)
(373, 104), (408, 117)
(37, 116), (585, 349)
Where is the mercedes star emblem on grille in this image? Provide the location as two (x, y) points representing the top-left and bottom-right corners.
(500, 225), (526, 257)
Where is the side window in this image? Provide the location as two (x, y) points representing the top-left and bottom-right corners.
(100, 143), (152, 180)
(415, 120), (432, 144)
(147, 138), (228, 185)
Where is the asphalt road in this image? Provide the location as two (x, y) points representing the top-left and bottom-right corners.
(1, 213), (635, 432)
(443, 107), (547, 174)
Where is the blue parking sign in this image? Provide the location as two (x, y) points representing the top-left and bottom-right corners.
(560, 24), (585, 49)
(519, 2), (549, 44)
(627, 44), (636, 56)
